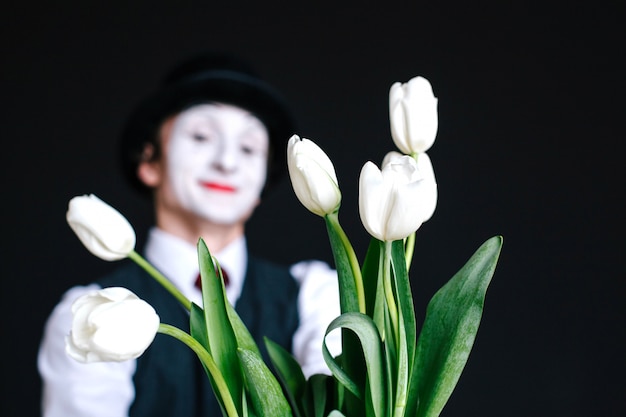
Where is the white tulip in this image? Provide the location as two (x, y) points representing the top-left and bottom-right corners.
(66, 194), (136, 261)
(381, 150), (405, 169)
(287, 135), (341, 216)
(359, 155), (433, 241)
(389, 76), (438, 154)
(382, 151), (437, 222)
(66, 287), (160, 363)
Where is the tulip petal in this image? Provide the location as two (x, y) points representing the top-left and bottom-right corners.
(383, 180), (424, 241)
(66, 287), (160, 363)
(389, 76), (439, 155)
(359, 161), (387, 241)
(67, 194), (136, 261)
(415, 153), (438, 222)
(287, 135), (341, 216)
(359, 156), (429, 242)
(90, 300), (159, 360)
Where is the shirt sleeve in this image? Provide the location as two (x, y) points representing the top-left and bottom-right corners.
(290, 260), (342, 378)
(38, 284), (136, 417)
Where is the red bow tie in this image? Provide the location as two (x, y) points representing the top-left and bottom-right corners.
(195, 268), (229, 290)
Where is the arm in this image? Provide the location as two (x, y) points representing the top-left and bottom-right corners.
(37, 284), (136, 417)
(290, 260), (342, 378)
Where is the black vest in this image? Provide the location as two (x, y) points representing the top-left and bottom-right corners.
(97, 256), (300, 416)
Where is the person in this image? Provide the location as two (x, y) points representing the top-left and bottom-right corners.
(37, 52), (341, 417)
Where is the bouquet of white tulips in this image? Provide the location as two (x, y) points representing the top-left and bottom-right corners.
(65, 75), (502, 417)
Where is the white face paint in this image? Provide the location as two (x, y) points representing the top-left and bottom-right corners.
(162, 103), (269, 226)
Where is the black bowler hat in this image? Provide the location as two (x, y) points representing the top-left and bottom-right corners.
(118, 52), (296, 196)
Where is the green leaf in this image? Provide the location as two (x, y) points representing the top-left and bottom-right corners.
(324, 213), (367, 415)
(381, 301), (396, 417)
(265, 337), (306, 417)
(227, 301), (262, 356)
(190, 302), (209, 349)
(197, 238), (244, 414)
(324, 213), (361, 314)
(413, 235), (503, 417)
(302, 374), (335, 417)
(322, 312), (386, 417)
(364, 240), (418, 416)
(158, 323), (239, 417)
(189, 302), (228, 411)
(237, 348), (293, 417)
(390, 239), (417, 415)
(390, 240), (416, 362)
(361, 237), (383, 318)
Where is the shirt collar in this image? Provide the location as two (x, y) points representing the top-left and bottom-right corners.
(143, 227), (246, 306)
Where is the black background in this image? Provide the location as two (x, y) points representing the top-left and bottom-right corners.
(2, 1), (624, 416)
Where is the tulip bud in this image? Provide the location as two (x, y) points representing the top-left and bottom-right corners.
(287, 135), (341, 216)
(382, 151), (437, 222)
(359, 155), (433, 241)
(66, 194), (136, 261)
(389, 76), (438, 155)
(66, 287), (160, 363)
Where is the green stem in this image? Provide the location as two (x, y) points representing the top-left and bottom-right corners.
(383, 241), (399, 345)
(404, 232), (415, 271)
(128, 250), (191, 311)
(157, 324), (239, 417)
(326, 212), (366, 313)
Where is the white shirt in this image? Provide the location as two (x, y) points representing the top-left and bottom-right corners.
(38, 228), (341, 417)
